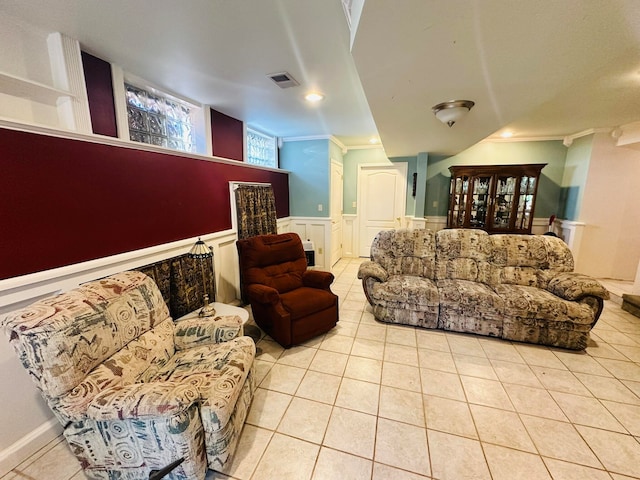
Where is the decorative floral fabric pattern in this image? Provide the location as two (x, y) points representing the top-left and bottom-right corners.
(548, 272), (610, 301)
(1, 271), (256, 479)
(174, 315), (244, 349)
(435, 229), (493, 283)
(371, 228), (437, 278)
(437, 279), (505, 337)
(359, 228), (610, 351)
(363, 229), (439, 328)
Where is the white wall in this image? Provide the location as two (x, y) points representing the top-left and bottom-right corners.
(576, 132), (640, 279)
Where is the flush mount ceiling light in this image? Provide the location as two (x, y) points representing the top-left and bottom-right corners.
(304, 92), (324, 102)
(432, 100), (475, 127)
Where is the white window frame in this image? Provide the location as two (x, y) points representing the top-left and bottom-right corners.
(112, 69), (207, 154)
(246, 127), (278, 168)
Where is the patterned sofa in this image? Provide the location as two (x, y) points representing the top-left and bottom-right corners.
(1, 270), (255, 480)
(358, 228), (610, 350)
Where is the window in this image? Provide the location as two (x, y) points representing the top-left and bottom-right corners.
(125, 83), (197, 153)
(246, 128), (278, 168)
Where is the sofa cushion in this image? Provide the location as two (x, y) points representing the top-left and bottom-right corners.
(153, 336), (255, 433)
(437, 279), (505, 337)
(280, 287), (338, 320)
(53, 318), (176, 424)
(237, 233), (307, 293)
(435, 229), (493, 282)
(490, 234), (573, 288)
(371, 229), (436, 278)
(494, 284), (595, 324)
(369, 275), (439, 307)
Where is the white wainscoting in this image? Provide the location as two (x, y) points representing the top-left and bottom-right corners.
(342, 215), (357, 258)
(555, 219), (586, 258)
(288, 217), (332, 270)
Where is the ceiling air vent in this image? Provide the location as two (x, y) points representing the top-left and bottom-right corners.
(268, 72), (299, 89)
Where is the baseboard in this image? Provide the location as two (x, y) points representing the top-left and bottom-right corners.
(0, 418), (62, 477)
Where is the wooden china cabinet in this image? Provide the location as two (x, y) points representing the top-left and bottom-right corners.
(447, 164), (546, 234)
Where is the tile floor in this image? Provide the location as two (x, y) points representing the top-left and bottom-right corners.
(3, 258), (640, 480)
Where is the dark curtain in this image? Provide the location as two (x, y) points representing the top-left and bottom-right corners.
(137, 253), (215, 320)
(235, 184), (278, 240)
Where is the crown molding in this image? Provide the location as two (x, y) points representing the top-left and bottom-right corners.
(281, 134), (332, 142)
(482, 135), (564, 144)
(562, 128), (609, 147)
(345, 143), (385, 151)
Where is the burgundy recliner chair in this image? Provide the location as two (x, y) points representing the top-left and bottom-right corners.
(236, 233), (338, 348)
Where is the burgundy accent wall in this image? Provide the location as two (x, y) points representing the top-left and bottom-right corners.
(81, 51), (118, 138)
(0, 128), (289, 280)
(210, 109), (244, 161)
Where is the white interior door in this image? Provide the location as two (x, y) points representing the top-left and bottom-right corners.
(358, 163), (407, 257)
(330, 160), (343, 266)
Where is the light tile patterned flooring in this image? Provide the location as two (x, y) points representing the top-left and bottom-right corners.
(4, 258), (640, 480)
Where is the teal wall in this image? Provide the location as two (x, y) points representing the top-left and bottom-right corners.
(280, 139), (330, 217)
(284, 139), (574, 223)
(425, 141), (567, 218)
(560, 135), (593, 220)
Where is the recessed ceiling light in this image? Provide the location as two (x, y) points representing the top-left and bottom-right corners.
(305, 92), (324, 102)
(501, 131), (513, 138)
(369, 137), (380, 144)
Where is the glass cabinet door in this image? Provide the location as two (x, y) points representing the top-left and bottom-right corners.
(515, 176), (536, 230)
(469, 175), (492, 228)
(492, 175), (517, 230)
(450, 175), (470, 227)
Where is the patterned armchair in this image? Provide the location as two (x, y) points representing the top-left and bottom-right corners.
(358, 229), (439, 328)
(1, 271), (255, 479)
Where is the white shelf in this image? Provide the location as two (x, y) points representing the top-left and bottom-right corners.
(0, 71), (75, 105)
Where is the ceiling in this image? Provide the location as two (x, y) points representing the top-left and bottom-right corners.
(3, 0), (640, 157)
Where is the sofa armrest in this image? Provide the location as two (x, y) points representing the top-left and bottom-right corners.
(174, 315), (243, 349)
(87, 382), (199, 420)
(547, 273), (610, 301)
(302, 269), (335, 290)
(357, 260), (389, 305)
(548, 273), (610, 328)
(357, 260), (388, 283)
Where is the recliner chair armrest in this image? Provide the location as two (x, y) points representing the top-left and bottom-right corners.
(547, 272), (610, 301)
(174, 315), (243, 349)
(302, 269), (335, 289)
(86, 382), (199, 420)
(246, 284), (281, 305)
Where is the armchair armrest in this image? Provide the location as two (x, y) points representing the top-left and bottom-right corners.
(547, 272), (610, 301)
(246, 284), (280, 305)
(357, 260), (389, 305)
(87, 382), (199, 420)
(174, 315), (243, 349)
(302, 269), (335, 290)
